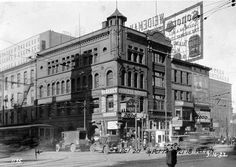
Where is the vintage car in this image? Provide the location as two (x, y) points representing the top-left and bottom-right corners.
(56, 129), (90, 152)
(89, 135), (122, 154)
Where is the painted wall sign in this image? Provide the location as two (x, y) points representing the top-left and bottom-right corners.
(209, 68), (229, 83)
(129, 13), (165, 32)
(164, 2), (203, 62)
(101, 88), (117, 95)
(119, 88), (147, 96)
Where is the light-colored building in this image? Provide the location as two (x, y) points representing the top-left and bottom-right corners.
(209, 78), (232, 138)
(0, 30), (74, 126)
(0, 60), (36, 126)
(0, 30), (74, 72)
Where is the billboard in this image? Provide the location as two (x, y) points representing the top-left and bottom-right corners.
(164, 2), (203, 62)
(129, 13), (164, 32)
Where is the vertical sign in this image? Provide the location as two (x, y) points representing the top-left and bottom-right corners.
(164, 2), (203, 62)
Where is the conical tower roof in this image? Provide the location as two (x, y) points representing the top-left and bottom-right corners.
(107, 9), (127, 22)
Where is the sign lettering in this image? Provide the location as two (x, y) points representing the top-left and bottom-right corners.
(129, 13), (164, 32)
(164, 2), (203, 62)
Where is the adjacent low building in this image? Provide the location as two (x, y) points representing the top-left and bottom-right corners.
(171, 58), (211, 135)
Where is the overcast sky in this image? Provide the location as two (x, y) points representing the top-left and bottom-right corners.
(0, 0), (236, 112)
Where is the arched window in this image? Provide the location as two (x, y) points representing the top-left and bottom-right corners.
(82, 76), (87, 88)
(66, 79), (70, 93)
(39, 85), (43, 98)
(140, 74), (144, 89)
(106, 70), (113, 86)
(128, 71), (132, 87)
(47, 84), (50, 96)
(94, 73), (99, 88)
(67, 61), (70, 70)
(52, 82), (55, 96)
(71, 78), (75, 92)
(56, 82), (60, 95)
(134, 73), (138, 88)
(121, 70), (125, 86)
(61, 81), (65, 94)
(88, 75), (92, 89)
(77, 77), (80, 91)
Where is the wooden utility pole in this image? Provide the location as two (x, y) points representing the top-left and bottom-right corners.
(134, 99), (137, 150)
(84, 99), (86, 131)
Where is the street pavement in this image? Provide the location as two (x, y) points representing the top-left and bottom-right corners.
(0, 148), (207, 167)
(1, 146), (235, 167)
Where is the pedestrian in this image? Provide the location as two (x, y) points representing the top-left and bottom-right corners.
(166, 144), (177, 167)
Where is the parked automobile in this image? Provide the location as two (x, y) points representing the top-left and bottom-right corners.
(56, 129), (90, 152)
(89, 135), (122, 154)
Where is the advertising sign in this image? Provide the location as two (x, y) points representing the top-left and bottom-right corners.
(196, 111), (210, 123)
(126, 99), (136, 112)
(164, 2), (203, 62)
(172, 117), (183, 127)
(129, 13), (164, 32)
(107, 121), (118, 130)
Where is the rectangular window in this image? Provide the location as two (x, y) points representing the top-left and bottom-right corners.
(5, 77), (8, 90)
(187, 73), (192, 86)
(187, 92), (191, 101)
(176, 71), (181, 83)
(175, 90), (181, 100)
(153, 53), (165, 64)
(30, 69), (34, 84)
(17, 73), (21, 87)
(153, 72), (164, 87)
(181, 91), (186, 101)
(31, 90), (34, 104)
(182, 72), (187, 85)
(11, 75), (14, 89)
(23, 91), (27, 105)
(41, 40), (46, 50)
(23, 71), (28, 84)
(153, 95), (165, 110)
(92, 98), (100, 113)
(171, 70), (175, 82)
(107, 95), (114, 112)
